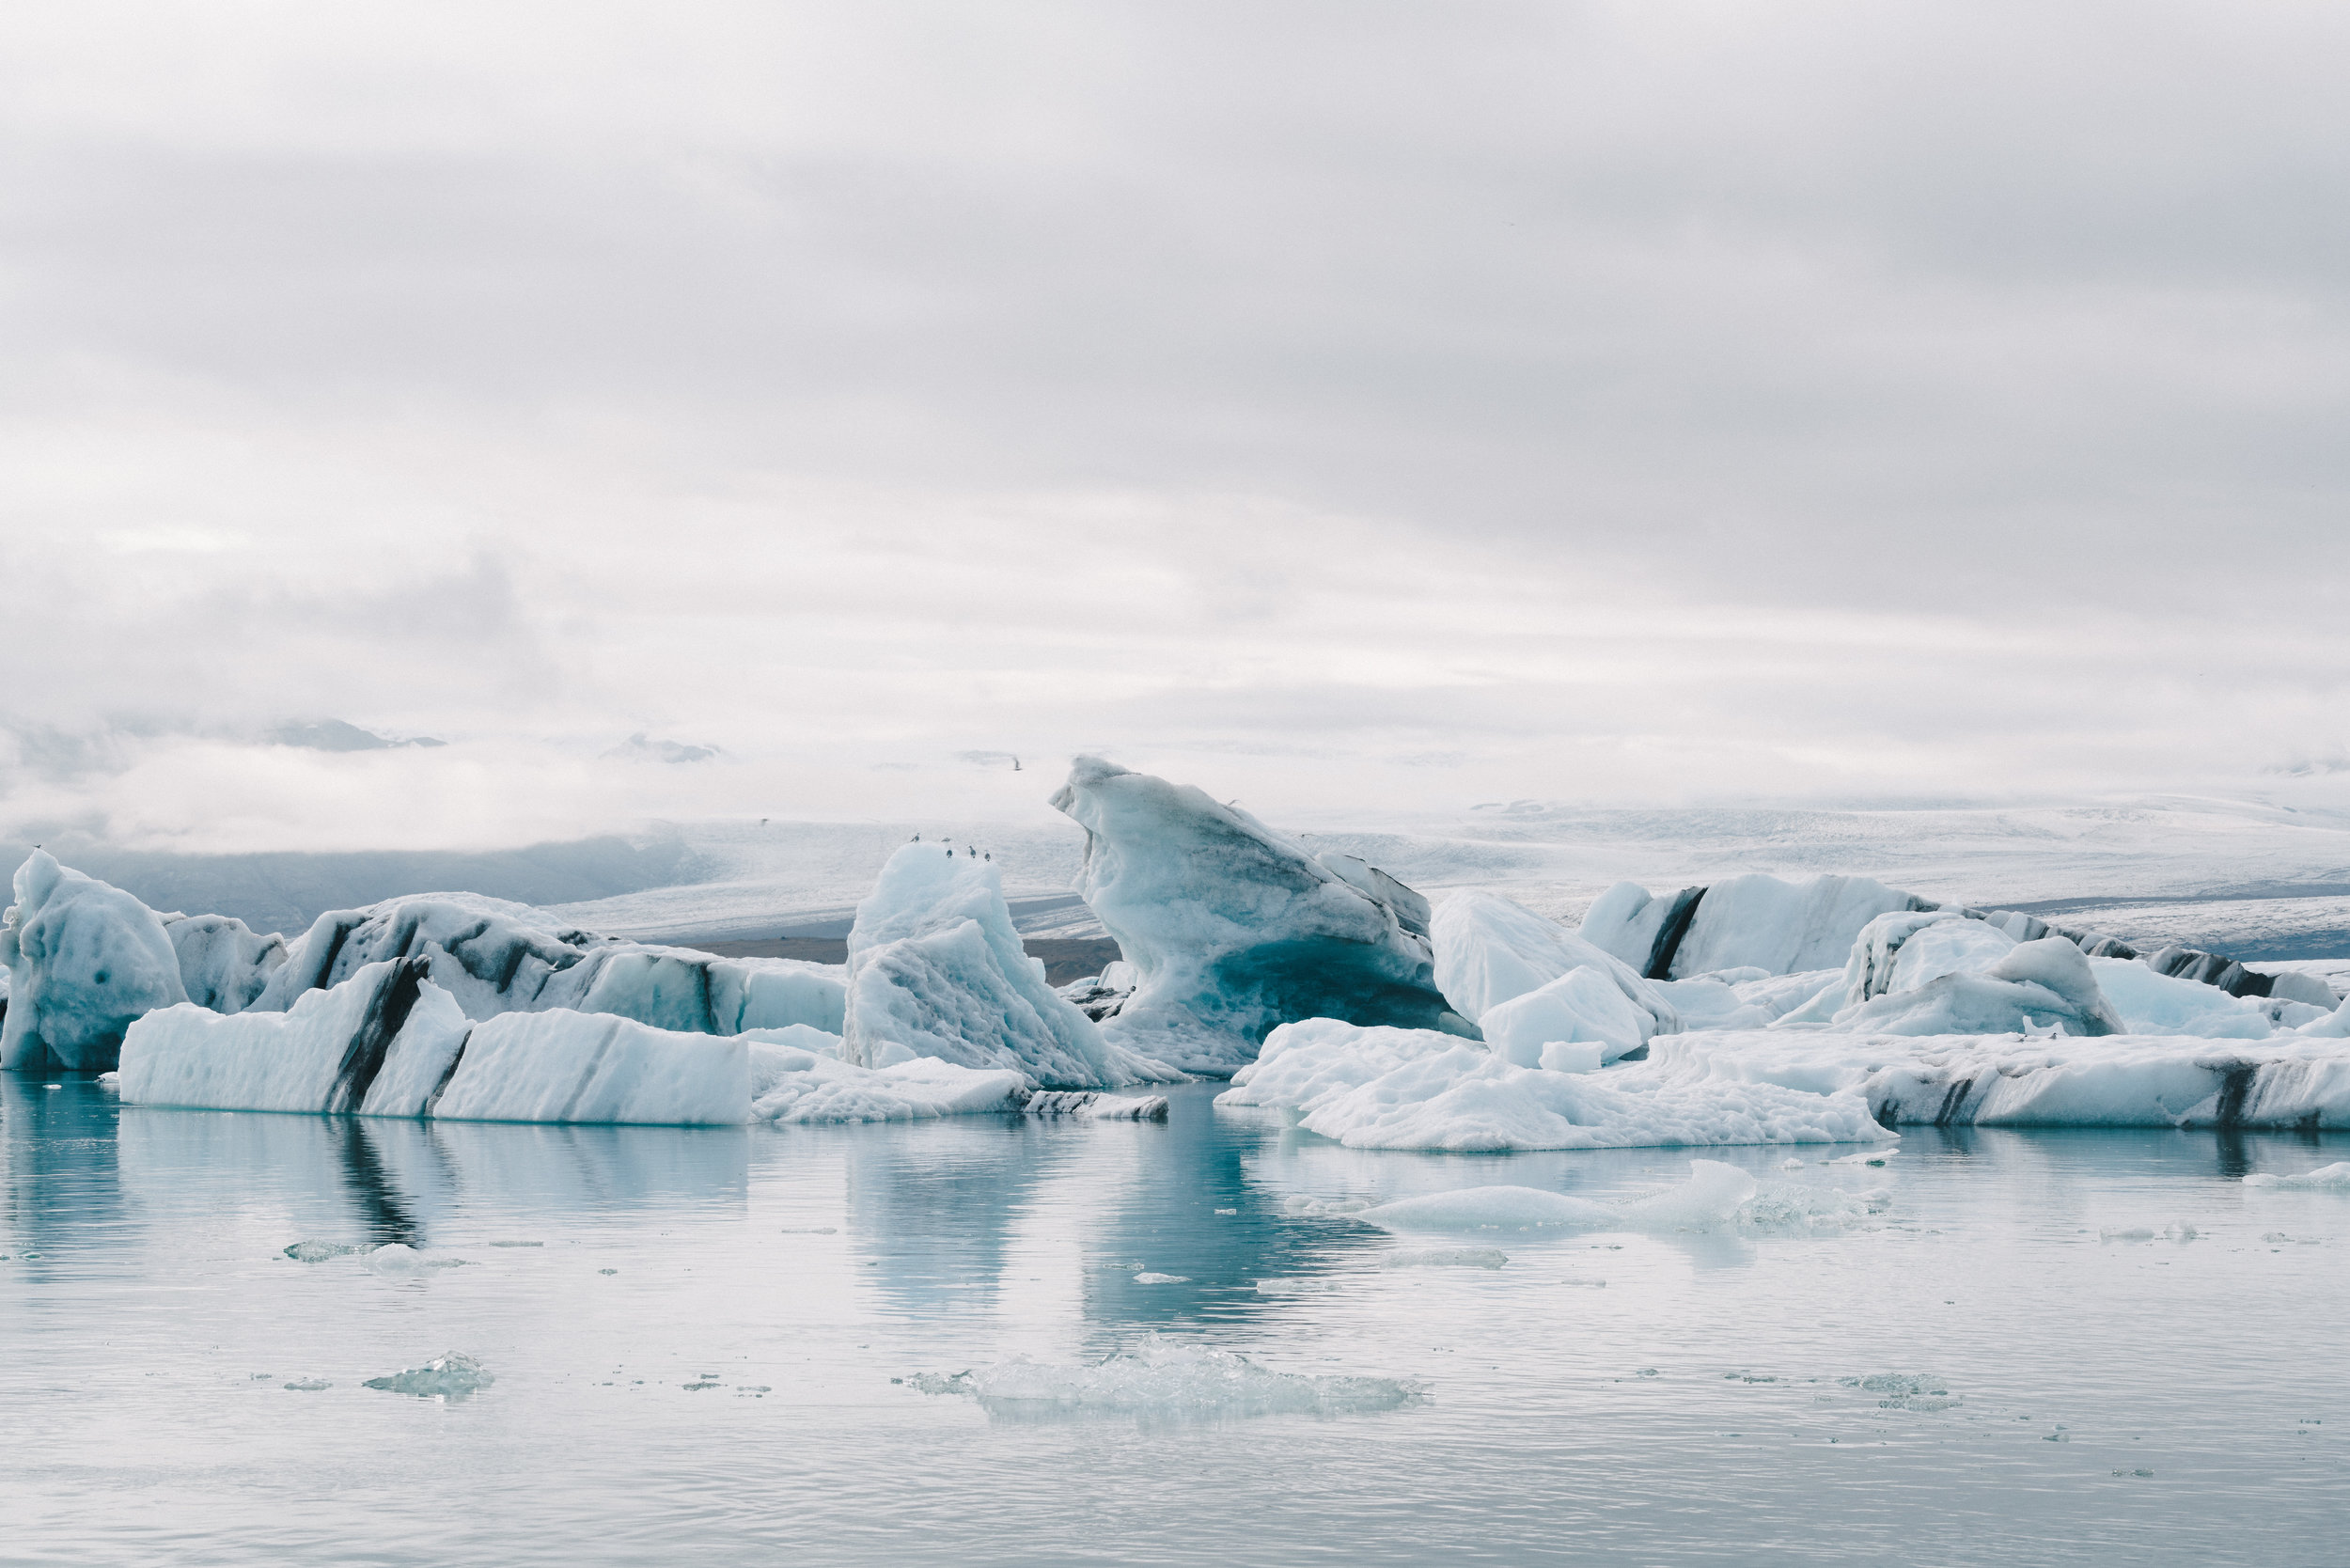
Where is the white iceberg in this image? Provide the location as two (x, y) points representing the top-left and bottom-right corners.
(1646, 1027), (2350, 1129)
(1431, 892), (1676, 1063)
(431, 1011), (749, 1125)
(2243, 1163), (2350, 1190)
(1580, 873), (1931, 980)
(118, 958), (471, 1116)
(750, 1034), (1029, 1123)
(1827, 936), (2124, 1038)
(1049, 757), (1465, 1073)
(841, 841), (1174, 1089)
(2, 851), (190, 1072)
(1218, 1018), (1892, 1152)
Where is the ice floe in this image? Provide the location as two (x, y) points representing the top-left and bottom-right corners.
(1050, 756), (1465, 1074)
(2244, 1163), (2350, 1190)
(1431, 892), (1675, 1060)
(363, 1352), (494, 1401)
(905, 1336), (1424, 1419)
(1220, 1020), (1892, 1152)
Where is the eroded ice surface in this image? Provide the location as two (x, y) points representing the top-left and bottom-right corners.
(2, 850), (188, 1072)
(1049, 756), (1465, 1073)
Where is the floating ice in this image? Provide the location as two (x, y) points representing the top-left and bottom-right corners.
(254, 891), (843, 1037)
(2244, 1162), (2350, 1190)
(363, 1352), (494, 1401)
(750, 1038), (1026, 1123)
(1581, 873), (1930, 980)
(1830, 937), (2123, 1038)
(284, 1240), (360, 1262)
(1050, 757), (1465, 1074)
(2, 851), (189, 1072)
(1844, 1373), (1959, 1411)
(360, 1244), (471, 1275)
(1359, 1162), (1762, 1233)
(119, 959), (471, 1117)
(432, 1011), (750, 1125)
(1020, 1090), (1172, 1120)
(1380, 1247), (1509, 1269)
(1221, 1020), (1893, 1152)
(1133, 1272), (1189, 1283)
(906, 1337), (1424, 1419)
(1432, 892), (1675, 1061)
(282, 1378), (332, 1392)
(842, 841), (1175, 1089)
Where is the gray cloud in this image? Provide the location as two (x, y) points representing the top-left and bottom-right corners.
(2, 2), (2346, 848)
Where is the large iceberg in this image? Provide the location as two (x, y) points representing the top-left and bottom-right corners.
(2, 850), (190, 1072)
(1828, 933), (2126, 1038)
(842, 841), (1175, 1089)
(1580, 873), (1931, 980)
(252, 892), (844, 1036)
(1430, 892), (1678, 1064)
(1049, 756), (1467, 1073)
(1218, 1018), (1892, 1152)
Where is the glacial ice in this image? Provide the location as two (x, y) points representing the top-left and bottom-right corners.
(1644, 1028), (2350, 1129)
(1357, 1160), (1761, 1231)
(1827, 937), (2123, 1038)
(841, 841), (1172, 1089)
(1431, 892), (1675, 1053)
(1581, 873), (1931, 980)
(363, 1351), (494, 1401)
(750, 1036), (1028, 1123)
(2, 851), (189, 1072)
(119, 959), (471, 1116)
(431, 1011), (750, 1125)
(1049, 756), (1465, 1074)
(2243, 1163), (2350, 1190)
(907, 1336), (1425, 1419)
(253, 892), (845, 1037)
(161, 913), (288, 1014)
(1219, 1019), (1893, 1152)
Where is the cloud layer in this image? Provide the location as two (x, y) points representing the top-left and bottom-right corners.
(4, 2), (2346, 849)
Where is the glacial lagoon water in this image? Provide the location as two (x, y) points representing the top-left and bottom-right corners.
(4, 1074), (2346, 1566)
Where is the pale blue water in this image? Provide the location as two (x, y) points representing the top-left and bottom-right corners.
(3, 1074), (2346, 1565)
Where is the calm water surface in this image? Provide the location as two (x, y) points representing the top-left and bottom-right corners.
(3, 1074), (2346, 1565)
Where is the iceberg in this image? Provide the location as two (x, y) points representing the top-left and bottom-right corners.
(1432, 892), (1678, 1063)
(1646, 1027), (2350, 1129)
(253, 892), (844, 1036)
(1218, 1018), (1892, 1152)
(161, 913), (289, 1015)
(118, 958), (471, 1116)
(2, 851), (190, 1072)
(1049, 757), (1465, 1073)
(841, 841), (1175, 1089)
(1826, 937), (2124, 1038)
(1580, 873), (1932, 980)
(750, 1034), (1029, 1122)
(431, 1011), (749, 1125)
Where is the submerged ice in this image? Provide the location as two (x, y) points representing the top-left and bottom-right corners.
(907, 1336), (1425, 1419)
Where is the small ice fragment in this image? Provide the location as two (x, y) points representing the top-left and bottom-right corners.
(361, 1244), (469, 1275)
(1283, 1195), (1372, 1217)
(779, 1227), (838, 1234)
(283, 1378), (332, 1392)
(362, 1352), (494, 1401)
(598, 1268), (618, 1276)
(283, 1241), (358, 1263)
(2164, 1222), (2197, 1243)
(1637, 1368), (1659, 1377)
(2044, 1430), (2068, 1442)
(43, 1083), (62, 1090)
(1134, 1272), (1189, 1284)
(487, 1241), (543, 1248)
(2244, 1163), (2350, 1190)
(2263, 1232), (2295, 1243)
(682, 1381), (719, 1391)
(1214, 1208), (1238, 1215)
(905, 1335), (1423, 1419)
(1380, 1247), (1508, 1270)
(1825, 1150), (1891, 1168)
(739, 1386), (771, 1392)
(1778, 1158), (1806, 1171)
(1254, 1278), (1330, 1295)
(2112, 1467), (2154, 1477)
(2099, 1227), (2156, 1242)
(249, 1372), (273, 1380)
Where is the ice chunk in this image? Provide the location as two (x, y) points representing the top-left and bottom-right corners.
(284, 1240), (360, 1262)
(118, 959), (471, 1116)
(254, 892), (844, 1036)
(2, 851), (189, 1072)
(361, 1243), (470, 1274)
(162, 913), (289, 1015)
(1432, 892), (1674, 1048)
(906, 1336), (1424, 1419)
(1841, 910), (2017, 1005)
(749, 1040), (1026, 1123)
(1477, 963), (1668, 1068)
(1829, 938), (2123, 1038)
(2244, 1162), (2350, 1190)
(1050, 757), (1465, 1074)
(1222, 1020), (1893, 1152)
(282, 1378), (332, 1392)
(1644, 1027), (2350, 1129)
(1379, 1247), (1509, 1269)
(1359, 1160), (1758, 1231)
(363, 1352), (494, 1401)
(2095, 957), (2295, 1039)
(843, 840), (1174, 1089)
(431, 1011), (749, 1125)
(1020, 1090), (1171, 1120)
(1133, 1272), (1189, 1283)
(1581, 873), (1930, 980)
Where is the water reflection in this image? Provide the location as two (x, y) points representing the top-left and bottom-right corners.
(0, 1075), (123, 1262)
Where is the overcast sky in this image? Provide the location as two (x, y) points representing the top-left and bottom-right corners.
(4, 2), (2347, 852)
